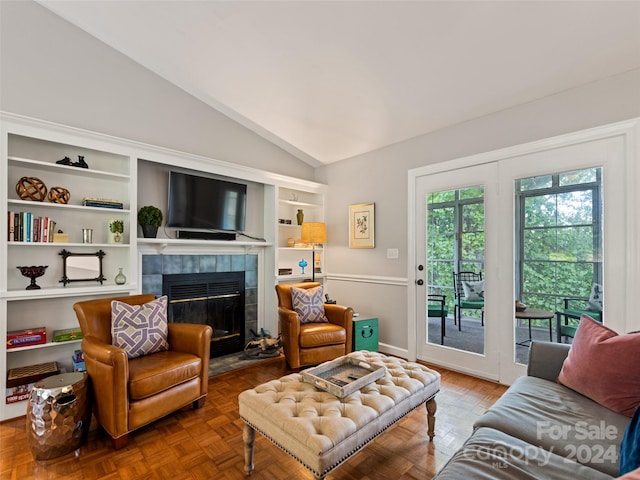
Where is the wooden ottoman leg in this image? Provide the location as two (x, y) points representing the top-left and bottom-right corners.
(243, 424), (256, 476)
(426, 397), (437, 440)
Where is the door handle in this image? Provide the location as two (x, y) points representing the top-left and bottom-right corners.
(416, 279), (424, 286)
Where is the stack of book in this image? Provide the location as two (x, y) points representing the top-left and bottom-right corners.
(82, 196), (123, 209)
(5, 361), (59, 404)
(7, 211), (56, 242)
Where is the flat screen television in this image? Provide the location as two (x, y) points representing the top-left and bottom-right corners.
(167, 171), (247, 232)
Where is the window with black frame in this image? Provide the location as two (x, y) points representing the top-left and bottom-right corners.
(515, 168), (603, 337)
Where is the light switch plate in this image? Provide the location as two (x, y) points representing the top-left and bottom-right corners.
(387, 248), (399, 259)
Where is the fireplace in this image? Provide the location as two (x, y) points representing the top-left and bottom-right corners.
(163, 272), (245, 358)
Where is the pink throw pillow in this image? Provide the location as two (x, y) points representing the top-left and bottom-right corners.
(557, 315), (640, 417)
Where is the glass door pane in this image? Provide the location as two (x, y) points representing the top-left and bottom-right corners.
(426, 187), (485, 354)
(515, 168), (602, 364)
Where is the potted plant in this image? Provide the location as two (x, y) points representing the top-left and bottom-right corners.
(108, 219), (124, 243)
(138, 205), (163, 238)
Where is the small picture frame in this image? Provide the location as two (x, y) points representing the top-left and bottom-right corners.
(349, 203), (375, 249)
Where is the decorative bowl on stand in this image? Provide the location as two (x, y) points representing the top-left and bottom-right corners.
(17, 265), (48, 290)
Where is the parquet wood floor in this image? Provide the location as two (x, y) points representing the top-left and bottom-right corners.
(0, 356), (507, 479)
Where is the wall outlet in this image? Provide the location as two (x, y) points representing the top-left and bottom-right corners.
(387, 248), (399, 259)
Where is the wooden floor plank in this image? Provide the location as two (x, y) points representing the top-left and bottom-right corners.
(0, 356), (507, 479)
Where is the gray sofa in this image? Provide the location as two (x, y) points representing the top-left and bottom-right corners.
(434, 341), (630, 479)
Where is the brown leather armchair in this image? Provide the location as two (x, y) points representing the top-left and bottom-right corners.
(276, 282), (353, 370)
(73, 294), (212, 449)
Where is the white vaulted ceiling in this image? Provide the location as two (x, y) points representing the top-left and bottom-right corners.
(38, 1), (640, 166)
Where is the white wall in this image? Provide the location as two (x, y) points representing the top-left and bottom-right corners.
(318, 68), (640, 354)
(0, 0), (315, 181)
(3, 0), (639, 356)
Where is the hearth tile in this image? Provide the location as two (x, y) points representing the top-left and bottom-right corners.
(182, 255), (201, 273)
(142, 255), (162, 274)
(245, 254), (258, 271)
(199, 255), (217, 272)
(216, 255), (231, 272)
(231, 255), (245, 272)
(142, 274), (162, 296)
(163, 255), (182, 274)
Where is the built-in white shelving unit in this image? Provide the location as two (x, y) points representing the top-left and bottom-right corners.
(1, 114), (137, 420)
(276, 187), (326, 283)
(0, 112), (326, 420)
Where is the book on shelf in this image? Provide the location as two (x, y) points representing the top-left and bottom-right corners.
(7, 212), (56, 242)
(82, 196), (123, 209)
(83, 202), (124, 209)
(7, 212), (14, 242)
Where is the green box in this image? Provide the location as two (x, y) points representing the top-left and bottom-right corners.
(352, 316), (378, 352)
(53, 328), (83, 342)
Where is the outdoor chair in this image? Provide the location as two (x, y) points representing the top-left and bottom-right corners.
(452, 271), (485, 330)
(428, 294), (448, 345)
(555, 296), (603, 342)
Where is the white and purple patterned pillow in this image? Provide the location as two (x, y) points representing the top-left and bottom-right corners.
(111, 296), (169, 359)
(290, 285), (328, 324)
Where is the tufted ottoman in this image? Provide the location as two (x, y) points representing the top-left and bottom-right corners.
(238, 351), (440, 479)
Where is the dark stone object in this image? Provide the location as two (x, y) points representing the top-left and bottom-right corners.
(56, 156), (72, 165)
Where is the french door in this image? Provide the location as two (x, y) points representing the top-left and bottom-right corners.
(408, 122), (631, 384)
(412, 163), (500, 380)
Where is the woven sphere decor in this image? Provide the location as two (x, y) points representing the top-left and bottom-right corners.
(48, 186), (70, 204)
(16, 176), (47, 202)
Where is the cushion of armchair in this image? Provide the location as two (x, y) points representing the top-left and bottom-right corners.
(128, 350), (201, 400)
(299, 323), (346, 348)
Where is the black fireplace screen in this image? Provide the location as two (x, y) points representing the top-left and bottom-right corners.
(163, 272), (245, 358)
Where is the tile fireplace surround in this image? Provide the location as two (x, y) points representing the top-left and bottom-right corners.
(141, 254), (259, 343)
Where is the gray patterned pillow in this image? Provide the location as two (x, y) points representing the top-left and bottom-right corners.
(291, 286), (328, 324)
(111, 295), (169, 359)
(588, 283), (603, 312)
(462, 280), (485, 302)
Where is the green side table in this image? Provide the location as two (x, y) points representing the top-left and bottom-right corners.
(352, 315), (379, 352)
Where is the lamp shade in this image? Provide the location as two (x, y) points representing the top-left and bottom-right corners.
(300, 222), (327, 244)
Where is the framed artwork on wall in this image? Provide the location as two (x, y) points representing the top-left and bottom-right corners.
(349, 203), (375, 248)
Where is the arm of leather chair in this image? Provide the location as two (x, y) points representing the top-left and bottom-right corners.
(81, 336), (129, 440)
(324, 305), (354, 353)
(168, 323), (213, 357)
(279, 307), (301, 368)
(168, 323), (213, 396)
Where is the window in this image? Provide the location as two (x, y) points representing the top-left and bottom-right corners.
(516, 168), (602, 313)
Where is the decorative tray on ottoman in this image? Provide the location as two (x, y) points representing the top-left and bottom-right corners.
(302, 356), (386, 398)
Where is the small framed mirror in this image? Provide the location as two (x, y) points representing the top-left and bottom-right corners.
(59, 250), (106, 286)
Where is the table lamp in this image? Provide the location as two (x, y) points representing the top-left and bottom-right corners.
(300, 222), (326, 282)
